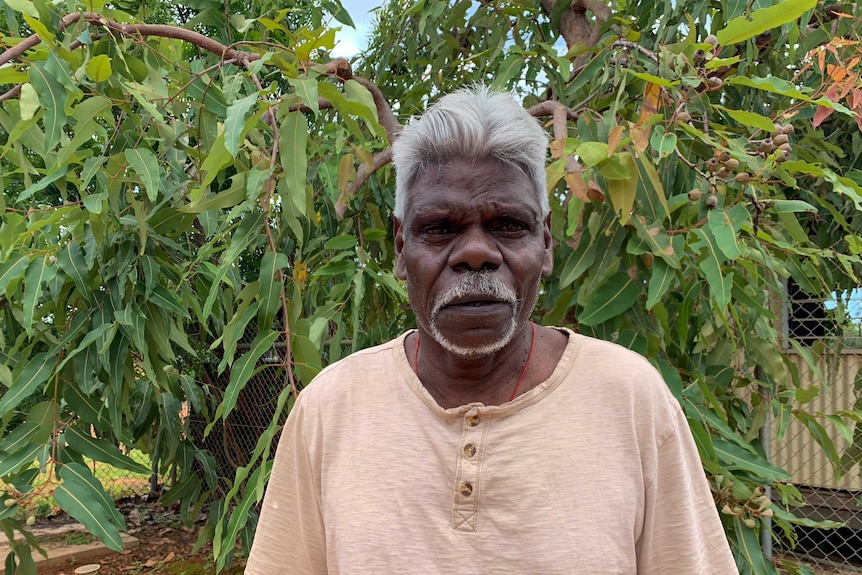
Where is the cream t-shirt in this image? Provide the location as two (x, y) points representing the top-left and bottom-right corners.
(246, 329), (739, 574)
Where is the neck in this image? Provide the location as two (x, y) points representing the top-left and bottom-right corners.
(412, 322), (536, 408)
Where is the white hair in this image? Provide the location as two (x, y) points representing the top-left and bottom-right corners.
(392, 85), (550, 221)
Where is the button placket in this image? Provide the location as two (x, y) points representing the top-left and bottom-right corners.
(453, 407), (488, 532)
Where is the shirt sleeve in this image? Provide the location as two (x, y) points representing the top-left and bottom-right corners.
(636, 408), (740, 575)
(245, 394), (327, 574)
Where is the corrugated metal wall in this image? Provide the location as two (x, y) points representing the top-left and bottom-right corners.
(771, 352), (862, 490)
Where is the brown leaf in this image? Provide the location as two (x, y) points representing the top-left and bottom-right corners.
(565, 173), (590, 202)
(164, 552), (176, 563)
(587, 180), (604, 203)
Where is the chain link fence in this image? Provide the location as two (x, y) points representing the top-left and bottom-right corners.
(773, 281), (862, 570)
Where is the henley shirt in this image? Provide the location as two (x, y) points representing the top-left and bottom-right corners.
(246, 328), (739, 574)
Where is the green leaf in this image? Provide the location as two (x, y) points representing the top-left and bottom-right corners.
(713, 439), (791, 480)
(690, 228), (732, 310)
(58, 462), (126, 529)
(719, 107), (775, 133)
(324, 235), (357, 250)
(180, 183), (247, 214)
(28, 62), (65, 150)
(217, 330), (280, 422)
(766, 199), (817, 213)
(322, 0), (355, 27)
(149, 284), (190, 318)
(0, 353), (53, 419)
(64, 425), (151, 474)
(4, 0), (38, 19)
(632, 216), (680, 268)
(578, 272), (639, 326)
(85, 54), (113, 82)
(54, 479), (125, 552)
(224, 92), (259, 157)
(0, 253), (29, 295)
(19, 82), (39, 121)
(124, 148), (160, 202)
(607, 153), (638, 225)
(0, 442), (45, 477)
(649, 125), (676, 159)
(646, 258), (676, 310)
(258, 251), (289, 331)
(289, 78), (320, 115)
(22, 254), (49, 336)
(279, 111), (309, 215)
(575, 142), (608, 166)
(57, 243), (92, 302)
(17, 164), (70, 202)
(716, 0), (816, 46)
(626, 71), (680, 87)
(707, 204), (750, 260)
(732, 516), (771, 574)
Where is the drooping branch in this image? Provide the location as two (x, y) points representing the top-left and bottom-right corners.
(335, 148), (394, 219)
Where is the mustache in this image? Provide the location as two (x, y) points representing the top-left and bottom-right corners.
(431, 272), (519, 319)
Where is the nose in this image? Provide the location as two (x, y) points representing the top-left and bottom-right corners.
(449, 226), (502, 272)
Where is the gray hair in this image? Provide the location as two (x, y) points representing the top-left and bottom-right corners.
(392, 85), (549, 221)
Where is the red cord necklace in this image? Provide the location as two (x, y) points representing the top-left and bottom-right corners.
(413, 322), (537, 402)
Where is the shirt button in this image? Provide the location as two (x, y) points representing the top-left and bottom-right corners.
(466, 415), (480, 427)
(463, 443), (476, 458)
(459, 482), (473, 497)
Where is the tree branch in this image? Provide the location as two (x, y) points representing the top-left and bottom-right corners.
(335, 148), (394, 218)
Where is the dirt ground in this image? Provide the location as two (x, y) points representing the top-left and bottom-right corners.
(28, 497), (244, 575)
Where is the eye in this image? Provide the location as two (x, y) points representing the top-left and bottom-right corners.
(493, 218), (528, 233)
(422, 222), (452, 236)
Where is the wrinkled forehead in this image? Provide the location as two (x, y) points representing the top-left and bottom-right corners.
(401, 158), (539, 219)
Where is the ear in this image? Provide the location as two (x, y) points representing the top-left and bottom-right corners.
(394, 217), (408, 280)
(541, 214), (553, 277)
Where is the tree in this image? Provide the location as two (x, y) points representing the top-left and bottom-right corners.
(1, 0), (861, 573)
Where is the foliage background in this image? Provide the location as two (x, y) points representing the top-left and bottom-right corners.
(1, 0), (862, 573)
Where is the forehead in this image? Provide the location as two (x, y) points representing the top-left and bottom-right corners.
(405, 157), (540, 219)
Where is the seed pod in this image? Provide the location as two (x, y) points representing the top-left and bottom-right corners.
(717, 166), (729, 178)
(719, 151), (731, 162)
(676, 110), (692, 123)
(706, 157), (720, 172)
(778, 143), (792, 152)
(773, 123), (784, 137)
(725, 158), (739, 170)
(688, 189), (703, 201)
(761, 508), (775, 518)
(777, 150), (790, 163)
(759, 138), (774, 152)
(782, 123), (795, 134)
(735, 172), (751, 183)
(773, 134), (789, 145)
(618, 57), (629, 67)
(706, 194), (718, 208)
(704, 34), (718, 46)
(3, 499), (15, 508)
(693, 49), (706, 65)
(743, 517), (757, 529)
(26, 515), (35, 526)
(713, 148), (724, 159)
(721, 504), (733, 515)
(707, 76), (723, 89)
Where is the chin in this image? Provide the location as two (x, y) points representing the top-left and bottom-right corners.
(429, 319), (518, 359)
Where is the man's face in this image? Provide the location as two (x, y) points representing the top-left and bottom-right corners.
(394, 157), (553, 358)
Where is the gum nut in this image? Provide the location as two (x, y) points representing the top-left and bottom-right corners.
(782, 124), (795, 134)
(706, 194), (719, 208)
(778, 143), (792, 152)
(773, 133), (789, 145)
(717, 166), (729, 177)
(778, 150), (790, 162)
(719, 151), (731, 162)
(713, 148), (724, 158)
(773, 123), (784, 136)
(743, 517), (757, 529)
(677, 111), (691, 123)
(3, 499), (15, 507)
(688, 189), (702, 201)
(693, 49), (706, 64)
(26, 515), (35, 526)
(707, 76), (723, 88)
(725, 158), (739, 170)
(706, 158), (720, 172)
(705, 34), (718, 46)
(761, 508), (774, 518)
(735, 172), (751, 183)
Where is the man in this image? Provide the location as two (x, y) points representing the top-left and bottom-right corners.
(246, 86), (738, 574)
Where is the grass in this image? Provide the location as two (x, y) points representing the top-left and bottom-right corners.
(1, 450), (155, 519)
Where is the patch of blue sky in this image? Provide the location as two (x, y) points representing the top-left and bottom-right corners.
(331, 0), (381, 58)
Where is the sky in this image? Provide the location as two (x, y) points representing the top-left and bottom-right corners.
(330, 0), (381, 58)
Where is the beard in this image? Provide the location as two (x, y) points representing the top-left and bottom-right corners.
(424, 271), (538, 359)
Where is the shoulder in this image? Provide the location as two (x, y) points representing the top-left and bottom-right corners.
(294, 333), (409, 408)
